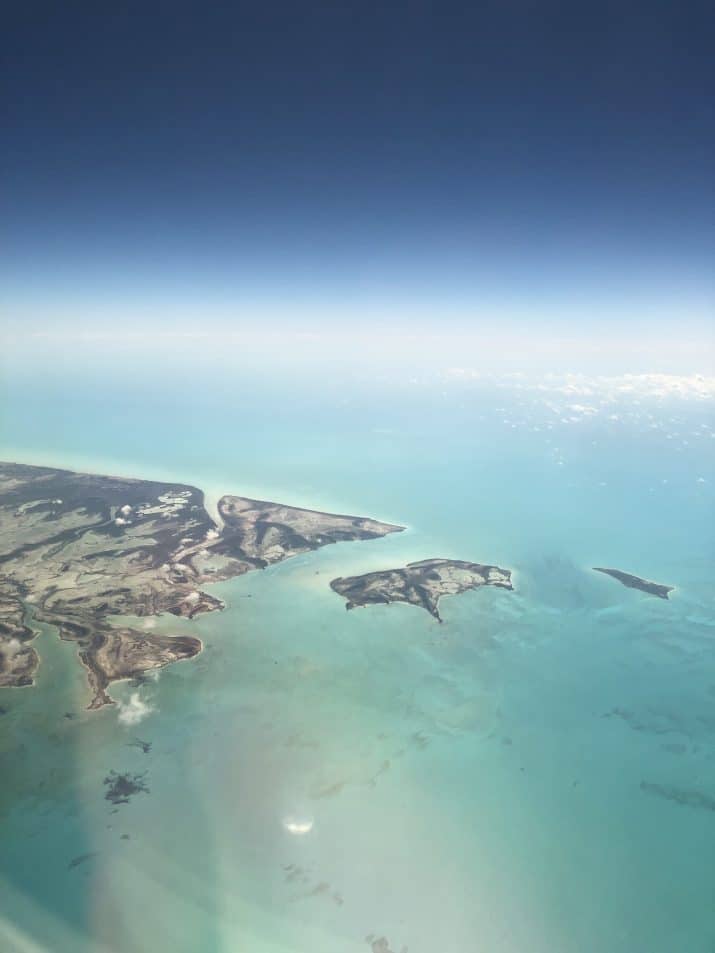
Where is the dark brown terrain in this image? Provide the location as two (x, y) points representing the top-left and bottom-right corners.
(331, 558), (513, 622)
(593, 567), (673, 599)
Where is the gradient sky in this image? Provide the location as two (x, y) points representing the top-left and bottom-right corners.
(2, 1), (714, 363)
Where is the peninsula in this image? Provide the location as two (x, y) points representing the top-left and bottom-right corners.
(330, 558), (513, 622)
(0, 462), (403, 708)
(593, 567), (673, 599)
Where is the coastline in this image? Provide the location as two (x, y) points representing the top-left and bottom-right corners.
(0, 460), (404, 709)
(0, 449), (407, 536)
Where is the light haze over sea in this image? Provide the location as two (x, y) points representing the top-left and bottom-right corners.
(1, 337), (714, 953)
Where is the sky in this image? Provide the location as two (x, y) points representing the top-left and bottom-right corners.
(2, 1), (714, 370)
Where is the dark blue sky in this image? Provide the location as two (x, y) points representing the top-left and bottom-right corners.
(3, 1), (714, 340)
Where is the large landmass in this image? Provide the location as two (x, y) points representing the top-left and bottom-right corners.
(330, 558), (513, 622)
(593, 567), (673, 600)
(0, 462), (403, 708)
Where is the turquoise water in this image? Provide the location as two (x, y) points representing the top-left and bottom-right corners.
(1, 355), (714, 952)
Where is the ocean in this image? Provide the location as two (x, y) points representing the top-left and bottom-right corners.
(1, 352), (714, 953)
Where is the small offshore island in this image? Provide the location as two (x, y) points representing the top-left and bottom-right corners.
(593, 567), (674, 600)
(0, 462), (403, 708)
(330, 558), (513, 622)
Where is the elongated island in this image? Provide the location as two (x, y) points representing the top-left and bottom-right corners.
(0, 462), (403, 708)
(593, 567), (674, 599)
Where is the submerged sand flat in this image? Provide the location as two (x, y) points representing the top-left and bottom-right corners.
(0, 378), (712, 953)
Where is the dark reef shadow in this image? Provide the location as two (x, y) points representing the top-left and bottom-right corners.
(514, 552), (597, 611)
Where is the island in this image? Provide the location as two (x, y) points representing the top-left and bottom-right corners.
(593, 567), (673, 599)
(0, 462), (403, 708)
(330, 558), (513, 622)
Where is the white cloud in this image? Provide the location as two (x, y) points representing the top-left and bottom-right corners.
(117, 691), (154, 726)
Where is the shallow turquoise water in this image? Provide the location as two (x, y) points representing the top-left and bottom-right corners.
(1, 356), (714, 952)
